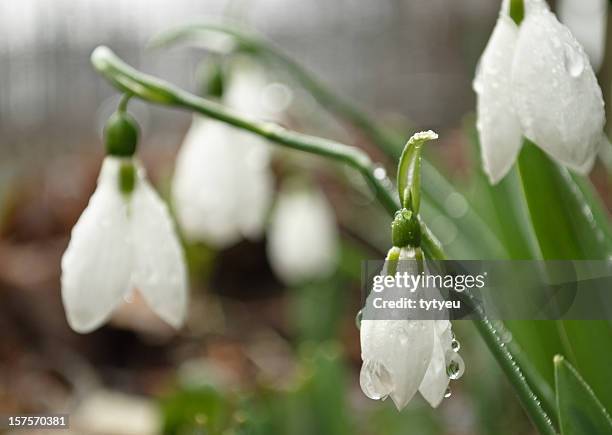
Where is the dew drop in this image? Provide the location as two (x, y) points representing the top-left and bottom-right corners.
(445, 350), (465, 380)
(563, 43), (585, 78)
(355, 309), (363, 330)
(360, 360), (393, 401)
(444, 387), (452, 398)
(373, 165), (387, 181)
(451, 338), (461, 352)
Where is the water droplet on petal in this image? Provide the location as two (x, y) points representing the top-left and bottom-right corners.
(445, 350), (465, 380)
(563, 43), (585, 78)
(451, 338), (461, 352)
(444, 387), (452, 398)
(360, 360), (393, 401)
(355, 309), (363, 330)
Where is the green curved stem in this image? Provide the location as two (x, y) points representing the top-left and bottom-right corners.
(92, 46), (444, 258)
(151, 23), (403, 158)
(91, 45), (556, 435)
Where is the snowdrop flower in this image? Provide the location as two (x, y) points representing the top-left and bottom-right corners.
(267, 184), (339, 285)
(359, 247), (464, 409)
(172, 65), (274, 248)
(61, 110), (188, 333)
(474, 0), (605, 183)
(172, 118), (272, 247)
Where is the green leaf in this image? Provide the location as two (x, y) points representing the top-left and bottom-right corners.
(518, 141), (612, 414)
(397, 131), (438, 211)
(505, 320), (564, 388)
(570, 173), (612, 244)
(558, 321), (612, 414)
(517, 141), (612, 260)
(554, 355), (612, 435)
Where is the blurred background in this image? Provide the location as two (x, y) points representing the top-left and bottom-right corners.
(0, 0), (610, 434)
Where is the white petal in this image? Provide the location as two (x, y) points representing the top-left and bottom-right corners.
(524, 0), (550, 14)
(172, 118), (243, 247)
(512, 4), (605, 173)
(473, 9), (523, 184)
(267, 186), (339, 285)
(61, 157), (132, 333)
(419, 322), (453, 407)
(224, 62), (270, 119)
(360, 319), (434, 410)
(131, 165), (188, 329)
(233, 131), (274, 240)
(558, 0), (607, 71)
(172, 117), (273, 247)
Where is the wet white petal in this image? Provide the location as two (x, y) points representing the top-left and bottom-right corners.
(61, 157), (132, 333)
(131, 166), (188, 329)
(512, 4), (605, 172)
(558, 0), (607, 71)
(473, 8), (522, 184)
(419, 321), (453, 407)
(360, 319), (435, 410)
(267, 187), (338, 285)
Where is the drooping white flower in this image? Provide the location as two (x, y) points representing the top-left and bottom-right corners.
(359, 247), (463, 409)
(267, 184), (339, 285)
(61, 156), (188, 333)
(172, 65), (274, 248)
(474, 0), (605, 184)
(172, 117), (272, 247)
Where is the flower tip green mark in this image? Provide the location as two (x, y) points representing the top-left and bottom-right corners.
(509, 0), (525, 25)
(119, 160), (136, 195)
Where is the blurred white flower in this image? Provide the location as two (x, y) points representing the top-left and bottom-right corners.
(172, 65), (275, 248)
(172, 117), (272, 247)
(61, 156), (188, 333)
(474, 0), (605, 184)
(359, 247), (463, 409)
(267, 185), (339, 285)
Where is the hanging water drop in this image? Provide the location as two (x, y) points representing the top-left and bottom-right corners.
(359, 360), (393, 401)
(355, 309), (363, 330)
(563, 43), (584, 78)
(445, 350), (465, 380)
(451, 338), (461, 352)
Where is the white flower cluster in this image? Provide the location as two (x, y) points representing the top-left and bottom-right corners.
(61, 63), (339, 333)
